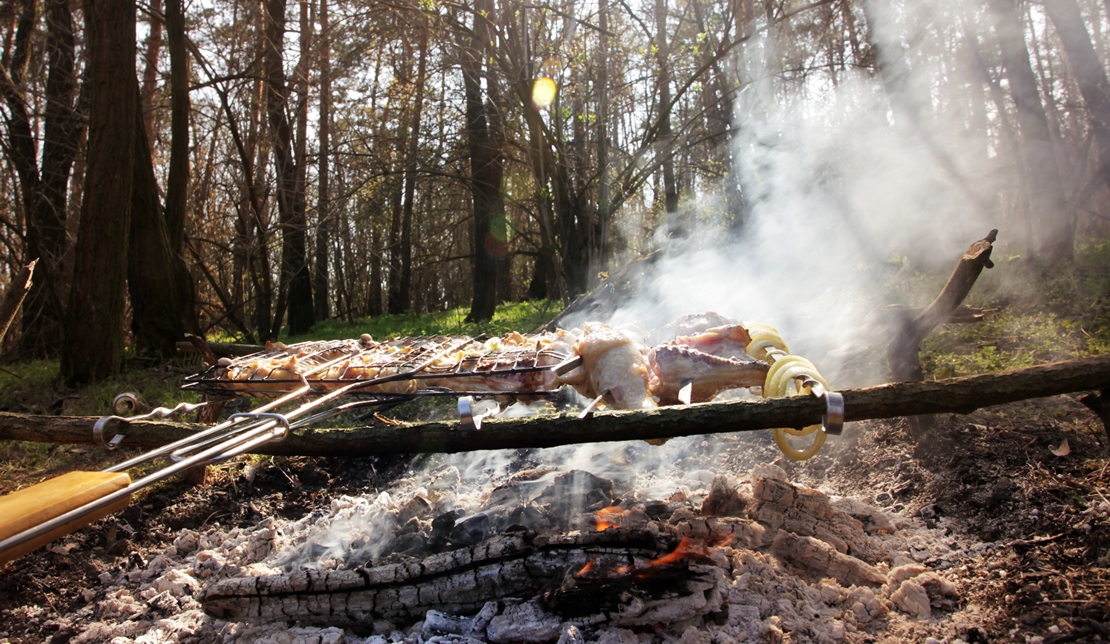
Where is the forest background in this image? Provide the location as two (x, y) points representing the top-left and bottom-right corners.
(0, 0), (1106, 386)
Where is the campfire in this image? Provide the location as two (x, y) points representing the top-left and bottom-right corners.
(4, 298), (1107, 642)
(58, 454), (972, 643)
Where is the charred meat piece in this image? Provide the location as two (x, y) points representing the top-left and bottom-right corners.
(648, 344), (769, 404)
(558, 323), (657, 410)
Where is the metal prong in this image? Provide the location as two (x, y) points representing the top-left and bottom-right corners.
(579, 390), (609, 419)
(94, 401), (209, 449)
(554, 354), (584, 377)
(677, 379), (694, 405)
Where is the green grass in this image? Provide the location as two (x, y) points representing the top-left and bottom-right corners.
(911, 238), (1110, 378)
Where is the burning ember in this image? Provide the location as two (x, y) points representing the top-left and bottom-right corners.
(592, 506), (629, 531)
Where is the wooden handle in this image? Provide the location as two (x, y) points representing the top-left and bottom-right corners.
(0, 471), (131, 565)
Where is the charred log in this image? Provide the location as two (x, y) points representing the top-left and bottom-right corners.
(201, 527), (718, 628)
(2, 355), (1109, 455)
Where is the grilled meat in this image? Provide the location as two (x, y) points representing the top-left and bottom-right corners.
(647, 344), (769, 404)
(557, 323), (657, 410)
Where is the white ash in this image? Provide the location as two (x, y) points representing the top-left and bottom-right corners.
(27, 449), (990, 644)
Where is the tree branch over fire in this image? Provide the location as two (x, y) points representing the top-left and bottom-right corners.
(1, 355), (1108, 456)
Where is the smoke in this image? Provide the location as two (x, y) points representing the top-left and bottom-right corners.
(593, 0), (1006, 386)
(266, 1), (1019, 571)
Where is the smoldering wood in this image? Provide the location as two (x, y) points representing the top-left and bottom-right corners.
(201, 527), (718, 628)
(1, 355), (1108, 456)
(0, 260), (35, 346)
(887, 230), (998, 383)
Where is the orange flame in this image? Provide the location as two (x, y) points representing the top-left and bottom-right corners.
(647, 536), (695, 567)
(576, 558), (595, 577)
(593, 506), (629, 531)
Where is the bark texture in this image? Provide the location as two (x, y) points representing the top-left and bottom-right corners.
(263, 0), (314, 337)
(461, 0), (506, 322)
(1043, 0), (1110, 200)
(128, 81), (200, 356)
(7, 355), (1110, 455)
(60, 0), (136, 386)
(988, 0), (1073, 265)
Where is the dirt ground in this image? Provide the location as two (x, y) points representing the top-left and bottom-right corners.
(0, 391), (1107, 643)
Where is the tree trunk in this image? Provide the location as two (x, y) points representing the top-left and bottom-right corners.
(399, 17), (429, 315)
(655, 0), (680, 235)
(368, 203), (383, 316)
(313, 0), (332, 322)
(987, 0), (1074, 265)
(592, 0), (611, 285)
(13, 0), (83, 359)
(60, 0), (136, 386)
(128, 80), (200, 356)
(1042, 0), (1110, 201)
(139, 0), (163, 150)
(263, 0), (314, 337)
(387, 39), (414, 316)
(164, 0), (190, 254)
(461, 0), (505, 322)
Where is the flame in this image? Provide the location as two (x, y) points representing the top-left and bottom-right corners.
(647, 536), (695, 567)
(575, 558), (595, 577)
(593, 506), (628, 531)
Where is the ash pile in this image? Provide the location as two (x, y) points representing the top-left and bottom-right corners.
(58, 445), (987, 644)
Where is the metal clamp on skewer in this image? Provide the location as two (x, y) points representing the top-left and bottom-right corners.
(801, 377), (845, 435)
(458, 396), (482, 431)
(93, 401), (209, 449)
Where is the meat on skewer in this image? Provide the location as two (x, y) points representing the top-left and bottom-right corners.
(556, 323), (657, 410)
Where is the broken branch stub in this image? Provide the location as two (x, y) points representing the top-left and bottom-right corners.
(0, 259), (36, 347)
(887, 230), (997, 383)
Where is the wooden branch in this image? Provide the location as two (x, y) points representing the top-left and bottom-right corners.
(888, 230), (997, 382)
(1, 356), (1108, 457)
(0, 259), (36, 346)
(175, 339), (264, 357)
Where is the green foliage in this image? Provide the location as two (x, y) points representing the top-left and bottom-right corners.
(922, 311), (1083, 378)
(915, 239), (1110, 379)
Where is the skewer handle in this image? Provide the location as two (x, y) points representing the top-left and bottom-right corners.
(0, 471), (131, 565)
